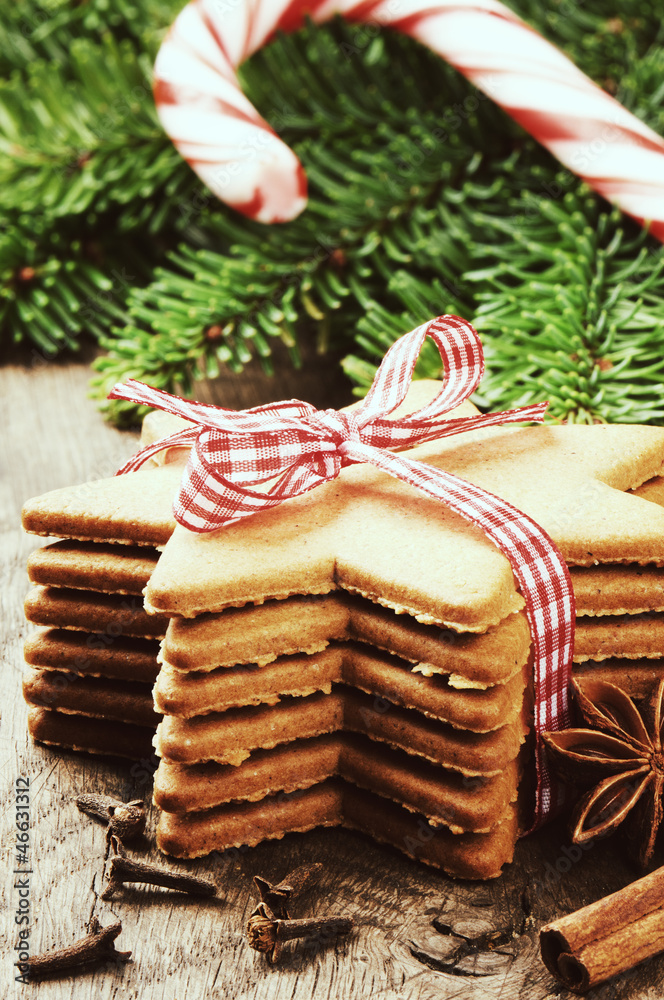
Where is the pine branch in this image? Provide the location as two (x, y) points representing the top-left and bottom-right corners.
(469, 198), (664, 423)
(0, 23), (193, 354)
(0, 33), (190, 223)
(0, 0), (184, 75)
(0, 215), (156, 355)
(345, 187), (664, 423)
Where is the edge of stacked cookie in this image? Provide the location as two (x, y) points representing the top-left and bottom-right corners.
(573, 476), (664, 697)
(151, 593), (533, 879)
(21, 462), (183, 759)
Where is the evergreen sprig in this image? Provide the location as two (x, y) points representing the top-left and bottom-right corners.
(2, 1), (663, 426)
(471, 200), (664, 423)
(0, 2), (188, 356)
(345, 189), (664, 422)
(0, 33), (187, 223)
(0, 0), (182, 74)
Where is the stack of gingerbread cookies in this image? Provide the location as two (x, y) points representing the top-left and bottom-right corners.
(20, 385), (664, 879)
(152, 594), (531, 879)
(21, 461), (182, 759)
(136, 393), (664, 878)
(572, 474), (664, 697)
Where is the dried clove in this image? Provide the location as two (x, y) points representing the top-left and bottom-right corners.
(21, 917), (131, 981)
(253, 861), (324, 919)
(247, 905), (353, 964)
(102, 836), (217, 900)
(76, 793), (146, 842)
(248, 862), (350, 963)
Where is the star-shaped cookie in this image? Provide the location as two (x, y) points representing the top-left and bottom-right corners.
(143, 416), (664, 630)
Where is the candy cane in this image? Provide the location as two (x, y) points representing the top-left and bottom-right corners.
(154, 0), (664, 237)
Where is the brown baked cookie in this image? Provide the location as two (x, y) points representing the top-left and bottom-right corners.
(571, 563), (664, 616)
(144, 421), (664, 624)
(153, 732), (519, 834)
(24, 629), (160, 684)
(21, 460), (183, 546)
(24, 586), (169, 638)
(574, 613), (664, 661)
(156, 779), (521, 880)
(632, 475), (664, 507)
(23, 381), (664, 883)
(23, 668), (159, 727)
(27, 540), (159, 594)
(155, 687), (529, 776)
(162, 594), (531, 688)
(573, 658), (664, 699)
(27, 705), (155, 760)
(154, 643), (529, 734)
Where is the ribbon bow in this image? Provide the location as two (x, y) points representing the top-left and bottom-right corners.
(110, 314), (575, 831)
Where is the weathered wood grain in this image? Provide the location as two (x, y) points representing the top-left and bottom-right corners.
(2, 348), (663, 999)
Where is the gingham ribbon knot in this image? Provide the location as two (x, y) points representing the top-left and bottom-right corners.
(311, 409), (363, 451)
(109, 314), (575, 832)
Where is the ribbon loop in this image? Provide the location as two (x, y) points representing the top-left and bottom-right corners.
(109, 313), (575, 832)
(355, 315), (485, 429)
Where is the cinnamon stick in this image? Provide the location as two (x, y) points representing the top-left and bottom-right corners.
(540, 865), (664, 993)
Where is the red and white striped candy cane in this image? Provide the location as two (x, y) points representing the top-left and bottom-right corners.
(154, 0), (664, 238)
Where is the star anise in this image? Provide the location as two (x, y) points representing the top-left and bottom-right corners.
(542, 678), (664, 870)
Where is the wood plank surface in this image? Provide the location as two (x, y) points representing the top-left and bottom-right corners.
(2, 346), (663, 999)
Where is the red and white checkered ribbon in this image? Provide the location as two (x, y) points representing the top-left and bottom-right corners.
(110, 314), (575, 831)
(154, 0), (664, 238)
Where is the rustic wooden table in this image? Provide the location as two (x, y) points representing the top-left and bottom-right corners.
(2, 346), (662, 999)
